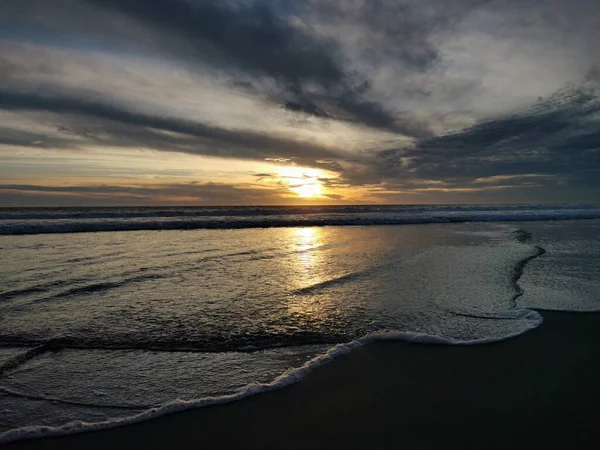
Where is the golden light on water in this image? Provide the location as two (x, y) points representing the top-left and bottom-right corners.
(286, 227), (330, 318)
(277, 166), (325, 198)
(283, 227), (348, 331)
(294, 226), (319, 253)
(286, 227), (327, 289)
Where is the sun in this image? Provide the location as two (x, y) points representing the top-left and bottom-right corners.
(278, 166), (325, 198)
(292, 183), (323, 198)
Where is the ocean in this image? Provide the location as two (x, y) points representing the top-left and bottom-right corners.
(0, 205), (599, 443)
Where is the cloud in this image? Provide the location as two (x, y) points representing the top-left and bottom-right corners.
(87, 0), (446, 135)
(332, 83), (600, 201)
(0, 182), (285, 206)
(0, 0), (436, 135)
(0, 89), (346, 166)
(0, 127), (77, 149)
(322, 193), (344, 200)
(2, 0), (600, 203)
(406, 83), (600, 182)
(91, 0), (342, 84)
(2, 81), (598, 203)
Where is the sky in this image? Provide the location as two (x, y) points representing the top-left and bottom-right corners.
(1, 0), (599, 206)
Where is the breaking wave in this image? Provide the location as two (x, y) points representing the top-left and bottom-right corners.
(1, 204), (599, 235)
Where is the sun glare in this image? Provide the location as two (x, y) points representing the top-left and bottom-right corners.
(278, 166), (326, 198)
(292, 183), (323, 198)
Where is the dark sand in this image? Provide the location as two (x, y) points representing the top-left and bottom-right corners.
(8, 311), (600, 449)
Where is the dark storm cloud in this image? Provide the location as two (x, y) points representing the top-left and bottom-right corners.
(92, 0), (440, 136)
(349, 84), (600, 197)
(0, 0), (446, 136)
(88, 0), (343, 85)
(0, 89), (343, 165)
(83, 0), (453, 134)
(409, 85), (600, 180)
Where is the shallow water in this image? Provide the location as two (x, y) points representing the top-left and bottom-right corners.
(518, 220), (600, 312)
(0, 219), (598, 441)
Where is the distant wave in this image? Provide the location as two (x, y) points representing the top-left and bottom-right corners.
(4, 204), (596, 221)
(1, 204), (599, 235)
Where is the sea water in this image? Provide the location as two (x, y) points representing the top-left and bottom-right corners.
(0, 205), (599, 443)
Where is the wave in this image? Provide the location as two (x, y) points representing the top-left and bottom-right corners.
(0, 307), (543, 445)
(2, 204), (595, 221)
(0, 223), (561, 445)
(0, 232), (545, 443)
(0, 386), (152, 410)
(0, 334), (351, 354)
(1, 205), (600, 235)
(0, 296), (541, 353)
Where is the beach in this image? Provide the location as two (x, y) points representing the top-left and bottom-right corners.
(2, 0), (600, 444)
(7, 310), (600, 449)
(1, 213), (599, 448)
(3, 0), (600, 444)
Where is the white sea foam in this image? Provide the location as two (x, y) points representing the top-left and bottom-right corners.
(0, 307), (543, 445)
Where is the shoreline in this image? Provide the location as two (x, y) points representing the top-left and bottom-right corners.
(7, 309), (600, 449)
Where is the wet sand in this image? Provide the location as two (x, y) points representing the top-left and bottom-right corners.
(7, 310), (600, 450)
